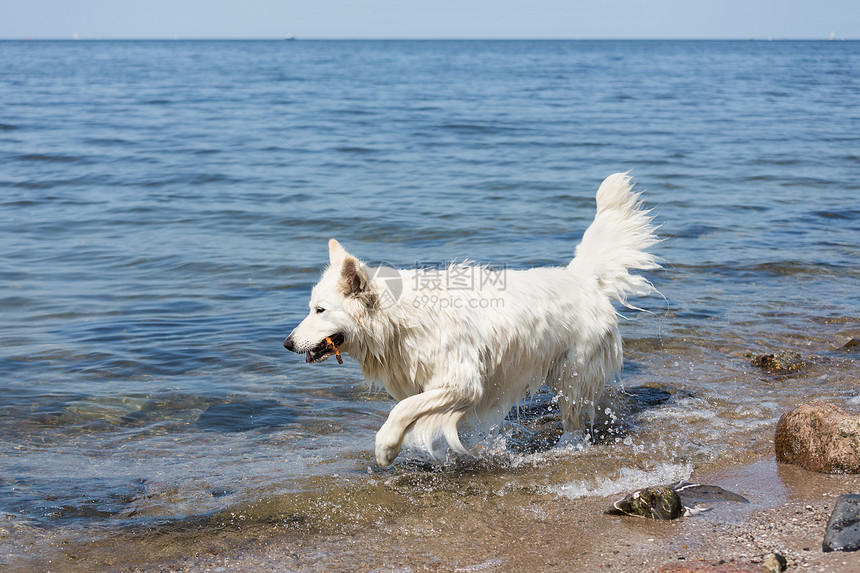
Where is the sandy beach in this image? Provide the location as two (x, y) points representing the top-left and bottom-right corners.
(122, 457), (858, 573)
(159, 460), (860, 573)
(9, 449), (851, 572)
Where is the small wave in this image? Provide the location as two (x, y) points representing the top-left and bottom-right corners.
(0, 123), (19, 131)
(779, 177), (839, 188)
(335, 146), (377, 154)
(738, 260), (845, 277)
(637, 158), (672, 166)
(16, 153), (86, 163)
(665, 223), (720, 239)
(82, 137), (136, 146)
(814, 209), (859, 220)
(739, 174), (779, 183)
(196, 400), (299, 432)
(758, 157), (802, 166)
(672, 260), (847, 278)
(0, 198), (42, 207)
(138, 173), (240, 187)
(440, 123), (495, 132)
(0, 476), (147, 523)
(548, 463), (692, 500)
(7, 177), (111, 190)
(331, 108), (375, 116)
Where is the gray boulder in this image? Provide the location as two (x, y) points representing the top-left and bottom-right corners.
(823, 494), (860, 552)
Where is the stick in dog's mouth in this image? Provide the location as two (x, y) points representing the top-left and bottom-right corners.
(325, 336), (343, 364)
(306, 333), (344, 364)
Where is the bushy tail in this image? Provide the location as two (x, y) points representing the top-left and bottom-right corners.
(569, 173), (660, 305)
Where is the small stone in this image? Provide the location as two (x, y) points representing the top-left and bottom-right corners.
(840, 338), (860, 351)
(761, 552), (787, 572)
(658, 560), (764, 572)
(775, 402), (860, 473)
(751, 351), (805, 373)
(605, 486), (683, 520)
(823, 493), (860, 552)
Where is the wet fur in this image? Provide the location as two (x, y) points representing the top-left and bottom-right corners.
(285, 173), (659, 467)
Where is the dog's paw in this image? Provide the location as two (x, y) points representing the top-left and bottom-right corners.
(375, 431), (401, 468)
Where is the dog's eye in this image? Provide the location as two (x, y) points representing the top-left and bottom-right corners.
(315, 307), (325, 314)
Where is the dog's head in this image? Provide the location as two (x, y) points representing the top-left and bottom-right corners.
(283, 239), (378, 363)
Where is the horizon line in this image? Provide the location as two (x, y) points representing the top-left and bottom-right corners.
(1, 36), (855, 42)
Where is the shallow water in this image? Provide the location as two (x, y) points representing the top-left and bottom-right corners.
(0, 39), (858, 570)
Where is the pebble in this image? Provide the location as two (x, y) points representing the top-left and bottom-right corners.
(751, 351), (805, 373)
(761, 552), (787, 573)
(658, 560), (764, 572)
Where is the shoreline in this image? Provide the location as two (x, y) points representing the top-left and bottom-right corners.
(5, 348), (859, 573)
(102, 454), (860, 572)
(4, 440), (860, 572)
(170, 456), (860, 572)
(5, 345), (858, 573)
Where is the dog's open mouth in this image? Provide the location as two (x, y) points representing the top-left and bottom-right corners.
(306, 333), (345, 364)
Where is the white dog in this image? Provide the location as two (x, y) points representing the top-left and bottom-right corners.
(284, 173), (659, 467)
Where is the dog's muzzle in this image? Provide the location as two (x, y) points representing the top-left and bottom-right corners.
(284, 333), (345, 363)
(305, 332), (345, 363)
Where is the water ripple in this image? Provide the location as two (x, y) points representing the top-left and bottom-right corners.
(0, 40), (858, 544)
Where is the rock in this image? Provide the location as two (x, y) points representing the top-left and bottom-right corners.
(507, 417), (564, 454)
(671, 480), (750, 504)
(822, 493), (860, 552)
(605, 486), (683, 520)
(751, 351), (805, 373)
(506, 384), (676, 451)
(761, 552), (787, 572)
(840, 338), (860, 351)
(659, 560), (764, 572)
(606, 482), (750, 520)
(775, 402), (860, 473)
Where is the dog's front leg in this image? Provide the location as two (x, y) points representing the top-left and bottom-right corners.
(375, 387), (468, 467)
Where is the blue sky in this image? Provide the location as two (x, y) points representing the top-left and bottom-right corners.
(1, 0), (857, 39)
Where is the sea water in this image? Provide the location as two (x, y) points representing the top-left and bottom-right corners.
(0, 39), (858, 570)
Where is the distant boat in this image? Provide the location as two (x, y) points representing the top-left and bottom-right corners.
(284, 35), (296, 41)
(828, 31), (836, 41)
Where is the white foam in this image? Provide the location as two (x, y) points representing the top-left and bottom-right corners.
(547, 462), (693, 500)
(454, 558), (505, 572)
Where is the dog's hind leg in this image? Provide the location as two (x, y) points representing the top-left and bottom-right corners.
(551, 335), (621, 432)
(375, 387), (471, 467)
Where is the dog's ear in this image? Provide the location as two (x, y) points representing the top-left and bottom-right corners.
(339, 256), (377, 306)
(329, 239), (349, 266)
(339, 256), (368, 295)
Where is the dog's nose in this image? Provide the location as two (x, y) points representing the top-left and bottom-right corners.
(283, 337), (295, 351)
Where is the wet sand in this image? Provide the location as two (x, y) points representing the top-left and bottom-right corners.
(52, 454), (854, 572)
(6, 344), (858, 573)
(184, 463), (858, 572)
